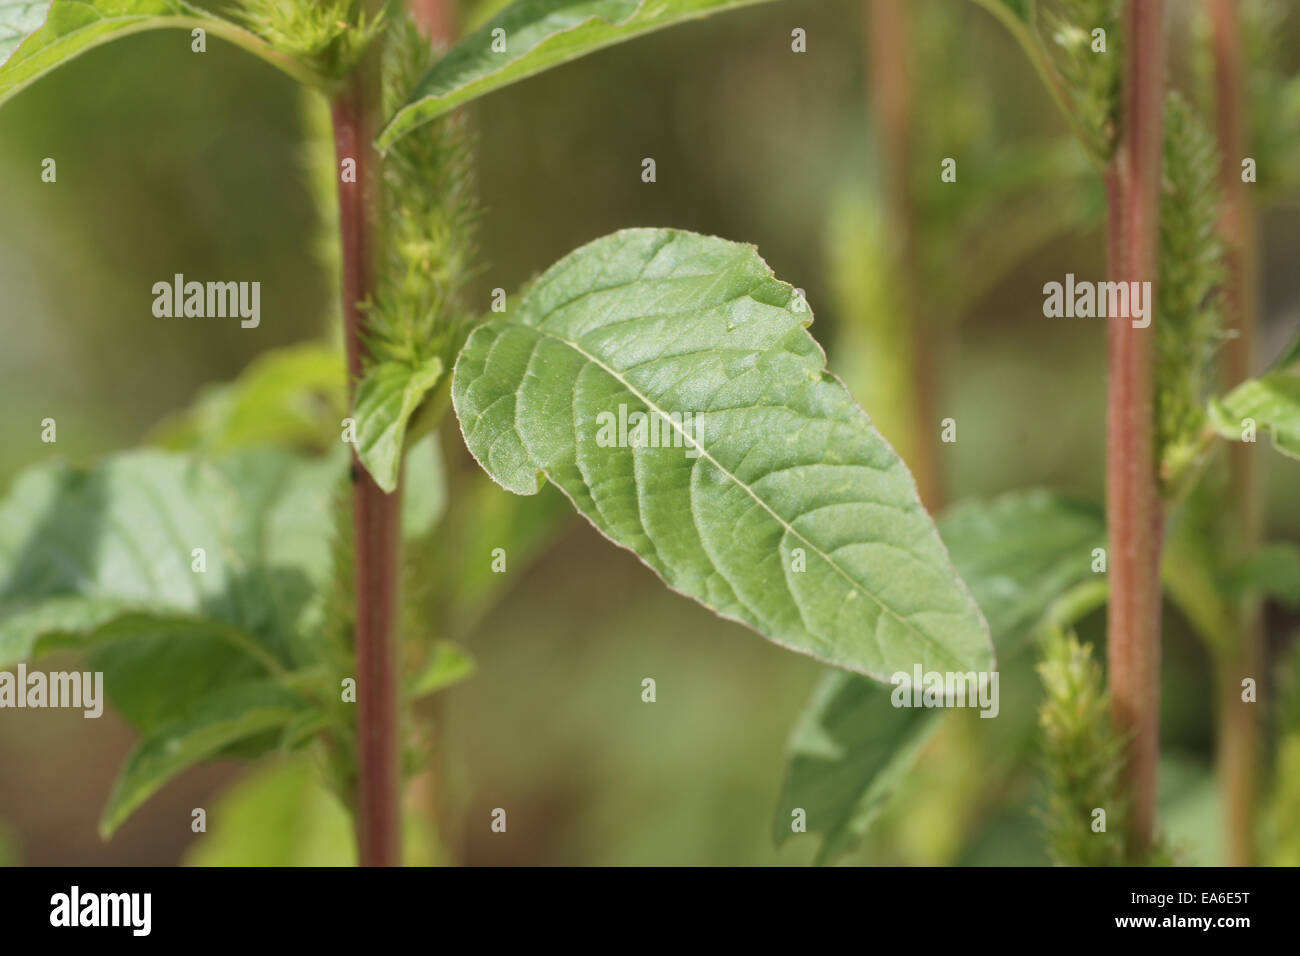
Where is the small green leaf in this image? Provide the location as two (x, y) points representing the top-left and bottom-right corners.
(379, 0), (778, 148)
(774, 490), (1105, 863)
(1205, 324), (1300, 459)
(0, 0), (317, 108)
(99, 681), (308, 838)
(407, 640), (475, 699)
(353, 357), (444, 493)
(150, 342), (346, 455)
(453, 228), (993, 680)
(1209, 372), (1300, 460)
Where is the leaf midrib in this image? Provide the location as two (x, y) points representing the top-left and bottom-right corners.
(521, 321), (973, 673)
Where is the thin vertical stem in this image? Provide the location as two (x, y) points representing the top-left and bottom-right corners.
(865, 0), (944, 511)
(1209, 0), (1261, 867)
(1105, 0), (1166, 858)
(404, 0), (457, 865)
(333, 52), (402, 867)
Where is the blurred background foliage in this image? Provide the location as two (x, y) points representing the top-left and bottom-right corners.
(1, 0), (1298, 865)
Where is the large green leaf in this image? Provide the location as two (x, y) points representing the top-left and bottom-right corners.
(0, 0), (316, 108)
(352, 357), (444, 493)
(774, 490), (1105, 864)
(452, 228), (993, 679)
(99, 680), (308, 837)
(379, 0), (778, 149)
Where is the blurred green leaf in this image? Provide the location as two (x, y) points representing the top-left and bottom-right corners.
(100, 680), (309, 837)
(379, 0), (777, 148)
(408, 639), (475, 699)
(210, 449), (342, 649)
(402, 433), (447, 543)
(0, 450), (256, 661)
(1206, 324), (1300, 459)
(773, 669), (936, 865)
(1225, 542), (1300, 607)
(0, 447), (347, 836)
(453, 228), (993, 679)
(774, 490), (1105, 864)
(353, 357), (444, 493)
(434, 475), (571, 636)
(938, 490), (1105, 651)
(81, 613), (274, 735)
(0, 0), (317, 107)
(150, 342), (346, 455)
(184, 755), (356, 866)
(0, 448), (343, 724)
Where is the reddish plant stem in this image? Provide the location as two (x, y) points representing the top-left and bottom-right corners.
(1105, 0), (1166, 858)
(1209, 0), (1261, 868)
(865, 0), (944, 511)
(333, 64), (402, 867)
(411, 0), (456, 47)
